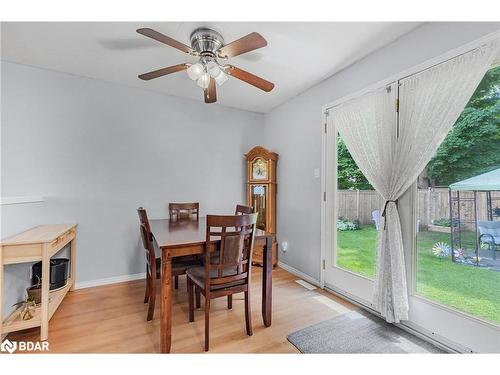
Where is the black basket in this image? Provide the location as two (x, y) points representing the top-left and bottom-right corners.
(32, 258), (70, 290)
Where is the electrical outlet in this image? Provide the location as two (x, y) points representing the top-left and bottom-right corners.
(281, 241), (288, 252)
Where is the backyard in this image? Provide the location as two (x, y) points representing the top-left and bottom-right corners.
(337, 225), (500, 324)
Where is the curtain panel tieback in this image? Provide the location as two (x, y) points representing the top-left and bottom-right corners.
(381, 200), (397, 229)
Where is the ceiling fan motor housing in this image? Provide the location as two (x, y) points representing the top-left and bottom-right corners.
(190, 28), (224, 57)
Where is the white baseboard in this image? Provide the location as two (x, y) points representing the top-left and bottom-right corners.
(277, 261), (321, 287)
(75, 272), (145, 290)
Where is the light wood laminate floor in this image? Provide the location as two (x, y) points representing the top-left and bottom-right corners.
(7, 266), (356, 353)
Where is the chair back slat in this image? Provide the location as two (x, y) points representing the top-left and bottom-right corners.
(235, 205), (253, 231)
(235, 204), (254, 215)
(137, 207), (156, 277)
(169, 202), (199, 221)
(205, 213), (257, 290)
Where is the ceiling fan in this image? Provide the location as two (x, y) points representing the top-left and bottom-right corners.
(136, 27), (275, 104)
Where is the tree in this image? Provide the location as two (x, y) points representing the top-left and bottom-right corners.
(337, 136), (373, 190)
(425, 66), (500, 187)
(337, 66), (500, 190)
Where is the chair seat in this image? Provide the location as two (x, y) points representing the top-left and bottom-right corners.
(155, 256), (201, 277)
(186, 266), (245, 290)
(481, 236), (500, 245)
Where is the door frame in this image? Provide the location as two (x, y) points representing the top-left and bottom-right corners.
(321, 29), (500, 288)
(320, 29), (500, 352)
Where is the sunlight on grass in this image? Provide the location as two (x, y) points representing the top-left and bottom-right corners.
(337, 225), (376, 278)
(337, 225), (500, 324)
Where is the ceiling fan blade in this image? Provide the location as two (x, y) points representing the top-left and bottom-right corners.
(204, 78), (217, 103)
(138, 63), (188, 80)
(225, 65), (274, 92)
(136, 28), (195, 55)
(217, 32), (267, 59)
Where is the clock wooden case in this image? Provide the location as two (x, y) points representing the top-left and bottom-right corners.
(245, 146), (278, 267)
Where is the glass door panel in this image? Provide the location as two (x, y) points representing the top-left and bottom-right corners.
(251, 184), (267, 231)
(336, 134), (380, 279)
(323, 82), (396, 306)
(414, 65), (500, 325)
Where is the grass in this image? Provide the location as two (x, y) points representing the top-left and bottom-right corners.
(336, 225), (377, 278)
(337, 225), (500, 324)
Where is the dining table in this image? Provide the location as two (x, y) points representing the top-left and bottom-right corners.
(149, 217), (274, 353)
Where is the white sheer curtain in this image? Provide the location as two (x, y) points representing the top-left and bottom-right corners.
(328, 39), (499, 323)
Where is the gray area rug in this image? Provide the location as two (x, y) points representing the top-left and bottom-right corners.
(287, 310), (446, 353)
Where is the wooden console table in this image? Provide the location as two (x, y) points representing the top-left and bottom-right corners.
(0, 224), (77, 341)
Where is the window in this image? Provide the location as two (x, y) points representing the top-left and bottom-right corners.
(336, 134), (380, 278)
(414, 65), (500, 324)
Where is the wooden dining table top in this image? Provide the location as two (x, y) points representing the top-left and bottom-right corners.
(149, 217), (268, 249)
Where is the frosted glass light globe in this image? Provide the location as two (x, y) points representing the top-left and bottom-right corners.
(208, 63), (221, 78)
(214, 71), (229, 86)
(187, 63), (204, 80)
(197, 73), (210, 89)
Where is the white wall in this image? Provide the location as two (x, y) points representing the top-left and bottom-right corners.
(1, 62), (264, 314)
(263, 22), (500, 282)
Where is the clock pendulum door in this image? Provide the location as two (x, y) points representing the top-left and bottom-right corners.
(245, 146), (279, 267)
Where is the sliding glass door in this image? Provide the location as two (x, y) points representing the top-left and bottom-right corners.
(322, 84), (395, 306)
(405, 64), (500, 352)
(322, 53), (500, 352)
(412, 65), (500, 325)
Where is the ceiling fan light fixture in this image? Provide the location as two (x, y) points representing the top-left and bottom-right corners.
(197, 72), (210, 89)
(137, 27), (274, 103)
(207, 63), (228, 86)
(187, 62), (204, 80)
(214, 70), (229, 86)
(207, 62), (220, 77)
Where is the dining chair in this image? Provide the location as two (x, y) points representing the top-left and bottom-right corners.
(137, 207), (200, 321)
(235, 204), (254, 215)
(186, 213), (258, 351)
(228, 204), (255, 308)
(169, 202), (200, 221)
(168, 202), (202, 289)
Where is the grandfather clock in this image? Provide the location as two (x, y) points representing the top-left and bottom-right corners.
(245, 146), (278, 266)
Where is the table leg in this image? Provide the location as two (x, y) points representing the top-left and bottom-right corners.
(261, 235), (273, 327)
(40, 244), (50, 341)
(160, 250), (172, 353)
(70, 237), (77, 292)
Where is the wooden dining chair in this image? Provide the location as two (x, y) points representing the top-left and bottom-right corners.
(186, 213), (258, 351)
(231, 206), (255, 297)
(235, 204), (254, 215)
(137, 207), (200, 321)
(169, 202), (200, 221)
(168, 202), (202, 289)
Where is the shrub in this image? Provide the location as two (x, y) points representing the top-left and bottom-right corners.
(431, 218), (451, 227)
(337, 218), (360, 231)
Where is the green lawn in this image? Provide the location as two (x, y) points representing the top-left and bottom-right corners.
(337, 225), (500, 324)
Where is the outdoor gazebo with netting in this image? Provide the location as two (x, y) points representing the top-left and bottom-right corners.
(449, 167), (500, 267)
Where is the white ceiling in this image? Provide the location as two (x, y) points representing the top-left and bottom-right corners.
(1, 22), (421, 113)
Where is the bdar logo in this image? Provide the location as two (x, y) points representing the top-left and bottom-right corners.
(1, 339), (17, 354)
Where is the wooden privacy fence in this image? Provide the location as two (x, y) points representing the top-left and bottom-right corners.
(338, 188), (500, 227)
(337, 190), (383, 225)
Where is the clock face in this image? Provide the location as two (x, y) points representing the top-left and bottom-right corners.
(252, 158), (267, 180)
